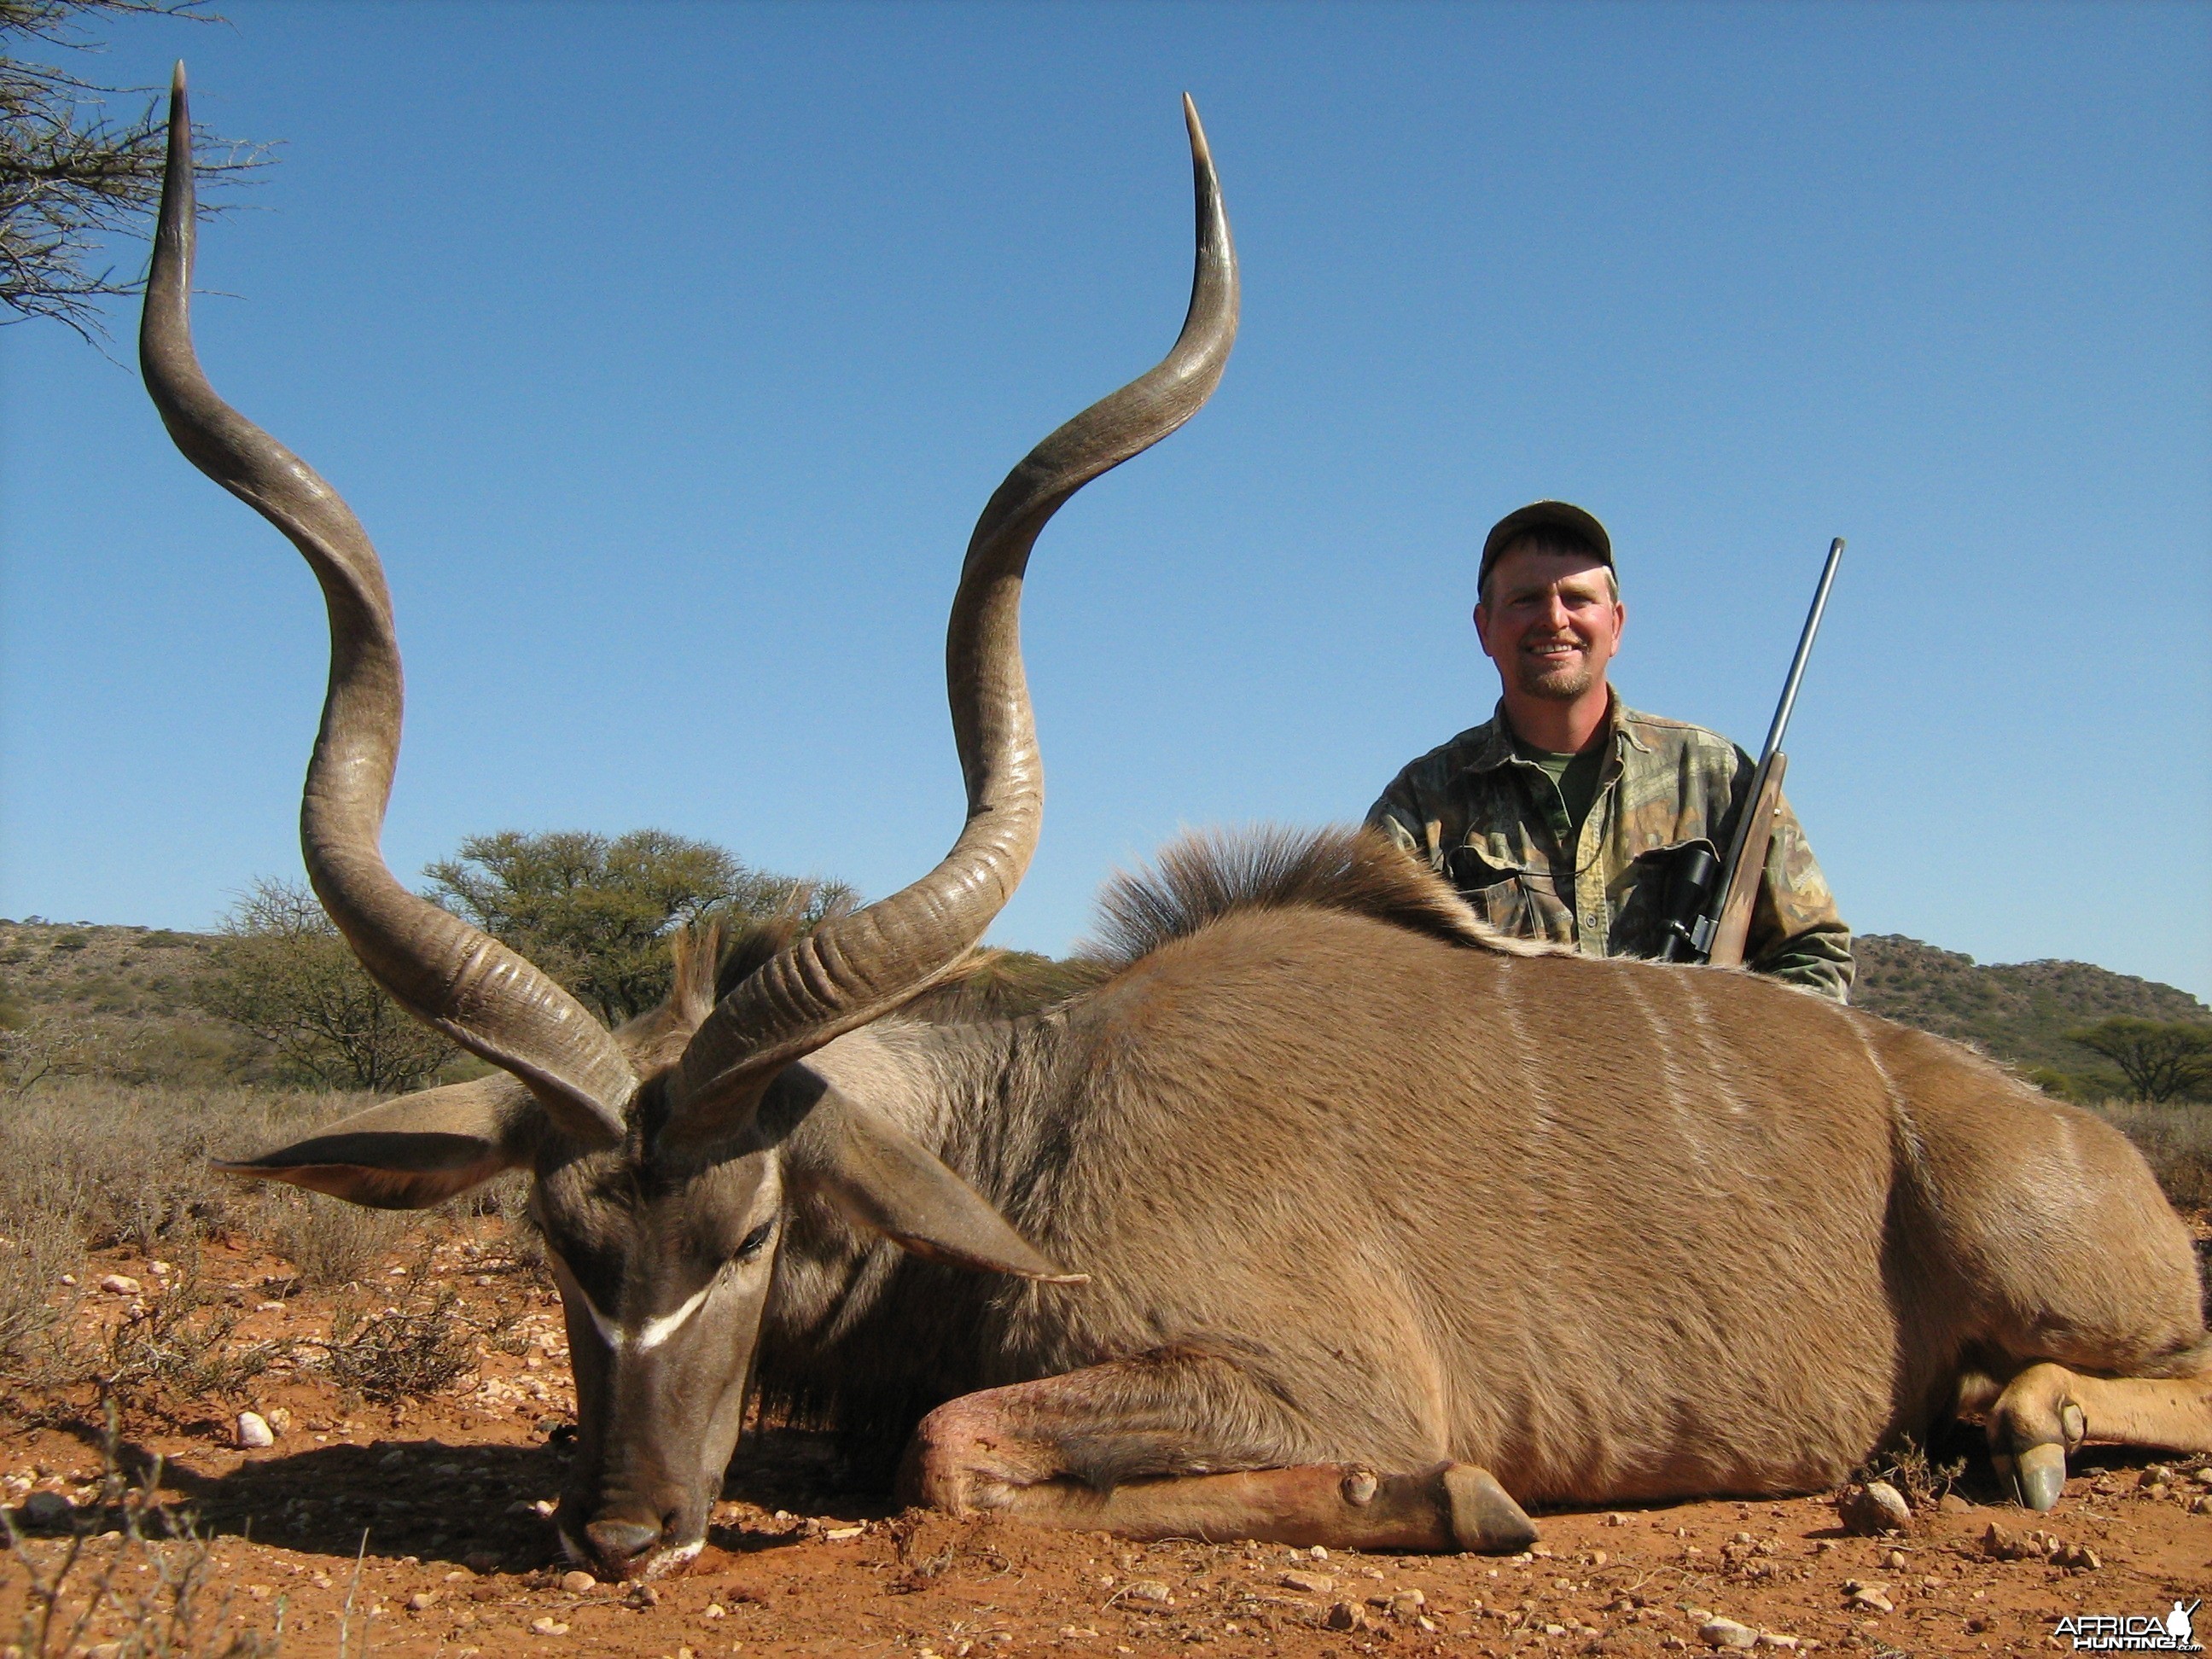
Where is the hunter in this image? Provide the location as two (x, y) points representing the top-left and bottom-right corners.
(1367, 500), (1854, 1001)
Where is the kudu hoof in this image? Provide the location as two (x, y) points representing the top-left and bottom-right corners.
(1990, 1371), (2086, 1513)
(1999, 1443), (2069, 1512)
(1440, 1463), (1538, 1553)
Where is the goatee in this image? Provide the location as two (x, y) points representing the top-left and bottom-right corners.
(1516, 660), (1597, 701)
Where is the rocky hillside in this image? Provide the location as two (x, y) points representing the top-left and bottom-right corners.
(1852, 933), (2212, 1091)
(0, 918), (255, 1086)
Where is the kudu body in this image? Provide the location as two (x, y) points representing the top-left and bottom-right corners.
(143, 72), (2211, 1583)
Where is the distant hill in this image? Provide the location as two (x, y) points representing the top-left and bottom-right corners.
(0, 917), (258, 1086)
(1852, 933), (2212, 1092)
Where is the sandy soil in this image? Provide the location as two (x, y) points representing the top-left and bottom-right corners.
(4, 1226), (2207, 1657)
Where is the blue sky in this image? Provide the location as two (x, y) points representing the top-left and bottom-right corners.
(3, 2), (2207, 998)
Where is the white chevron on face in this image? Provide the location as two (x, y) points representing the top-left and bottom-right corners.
(551, 1249), (731, 1354)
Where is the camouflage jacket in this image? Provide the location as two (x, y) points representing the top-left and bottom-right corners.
(1366, 698), (1854, 1001)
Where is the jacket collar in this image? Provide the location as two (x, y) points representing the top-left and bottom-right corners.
(1463, 690), (1640, 775)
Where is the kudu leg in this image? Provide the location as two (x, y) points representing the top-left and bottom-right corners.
(1987, 1360), (2212, 1511)
(899, 1353), (1536, 1552)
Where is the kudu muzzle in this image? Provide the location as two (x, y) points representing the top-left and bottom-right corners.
(553, 1249), (770, 1580)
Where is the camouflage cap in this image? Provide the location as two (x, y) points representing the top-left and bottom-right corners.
(1478, 501), (1614, 595)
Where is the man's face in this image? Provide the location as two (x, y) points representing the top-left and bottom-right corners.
(1473, 545), (1625, 703)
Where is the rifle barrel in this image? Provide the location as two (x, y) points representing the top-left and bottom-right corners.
(1759, 537), (1845, 764)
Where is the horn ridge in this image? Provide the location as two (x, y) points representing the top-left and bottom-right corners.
(667, 96), (1239, 1137)
(141, 67), (633, 1145)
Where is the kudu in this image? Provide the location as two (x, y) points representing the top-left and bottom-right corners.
(143, 70), (2210, 1583)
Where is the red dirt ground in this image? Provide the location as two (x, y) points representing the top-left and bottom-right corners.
(4, 1224), (2207, 1657)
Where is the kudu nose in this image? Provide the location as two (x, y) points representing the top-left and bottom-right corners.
(584, 1517), (661, 1576)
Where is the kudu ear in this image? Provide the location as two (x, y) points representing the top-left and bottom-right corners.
(789, 1084), (1086, 1284)
(213, 1074), (543, 1210)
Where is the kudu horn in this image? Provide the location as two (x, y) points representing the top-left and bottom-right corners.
(663, 94), (1240, 1138)
(140, 65), (634, 1144)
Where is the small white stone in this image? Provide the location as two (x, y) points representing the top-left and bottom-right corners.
(1700, 1616), (1759, 1650)
(1277, 1569), (1334, 1594)
(98, 1273), (140, 1296)
(1123, 1580), (1173, 1607)
(236, 1412), (274, 1449)
(1836, 1481), (1912, 1535)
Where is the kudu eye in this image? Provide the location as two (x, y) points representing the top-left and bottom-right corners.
(733, 1222), (775, 1263)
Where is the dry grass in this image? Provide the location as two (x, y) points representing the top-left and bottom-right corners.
(311, 1243), (511, 1406)
(0, 1081), (510, 1421)
(2089, 1096), (2212, 1211)
(259, 1193), (407, 1292)
(0, 1080), (335, 1256)
(95, 1249), (294, 1412)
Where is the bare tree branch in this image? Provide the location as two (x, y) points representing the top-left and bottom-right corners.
(1, 0), (273, 339)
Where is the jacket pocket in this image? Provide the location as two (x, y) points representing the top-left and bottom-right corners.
(1447, 844), (1550, 935)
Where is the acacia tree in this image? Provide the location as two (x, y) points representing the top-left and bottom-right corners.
(2065, 1016), (2212, 1104)
(198, 877), (455, 1091)
(2, 0), (266, 335)
(424, 830), (855, 1025)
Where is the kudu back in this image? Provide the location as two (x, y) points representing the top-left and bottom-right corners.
(142, 73), (2210, 1580)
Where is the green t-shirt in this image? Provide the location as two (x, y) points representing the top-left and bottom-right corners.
(1514, 737), (1607, 851)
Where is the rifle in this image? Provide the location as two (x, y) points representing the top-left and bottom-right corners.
(1656, 537), (1844, 969)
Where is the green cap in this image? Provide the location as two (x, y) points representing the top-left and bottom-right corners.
(1478, 500), (1614, 595)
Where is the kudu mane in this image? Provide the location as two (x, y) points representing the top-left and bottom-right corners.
(1083, 825), (1559, 968)
(687, 827), (1545, 1050)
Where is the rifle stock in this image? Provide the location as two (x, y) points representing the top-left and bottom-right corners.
(1705, 750), (1787, 969)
